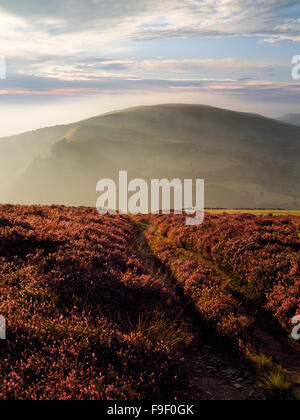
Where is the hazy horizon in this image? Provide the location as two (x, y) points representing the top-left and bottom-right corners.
(0, 99), (298, 139)
(0, 1), (300, 137)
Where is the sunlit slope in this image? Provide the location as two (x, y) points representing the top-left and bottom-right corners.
(2, 104), (300, 208)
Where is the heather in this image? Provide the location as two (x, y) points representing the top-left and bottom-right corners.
(148, 213), (300, 328)
(0, 205), (299, 400)
(0, 205), (181, 400)
(142, 220), (252, 349)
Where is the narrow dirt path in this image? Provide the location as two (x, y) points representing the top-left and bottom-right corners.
(177, 238), (300, 396)
(133, 219), (267, 400)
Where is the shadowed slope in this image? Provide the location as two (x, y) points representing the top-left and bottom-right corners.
(279, 114), (300, 127)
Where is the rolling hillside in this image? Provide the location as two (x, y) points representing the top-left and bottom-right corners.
(279, 114), (300, 127)
(1, 104), (300, 209)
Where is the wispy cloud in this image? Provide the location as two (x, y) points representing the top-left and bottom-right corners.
(132, 58), (276, 72)
(13, 58), (276, 81)
(1, 1), (300, 59)
(1, 73), (299, 103)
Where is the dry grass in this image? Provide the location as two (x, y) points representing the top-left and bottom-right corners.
(249, 351), (292, 397)
(260, 366), (291, 392)
(135, 310), (193, 348)
(249, 352), (273, 370)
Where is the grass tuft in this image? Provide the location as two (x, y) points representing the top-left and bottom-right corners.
(259, 366), (292, 393)
(249, 351), (273, 370)
(249, 351), (292, 398)
(135, 310), (193, 348)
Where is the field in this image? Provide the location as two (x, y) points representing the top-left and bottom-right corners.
(0, 205), (299, 400)
(207, 209), (300, 216)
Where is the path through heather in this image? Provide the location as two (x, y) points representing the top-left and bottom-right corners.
(134, 219), (268, 400)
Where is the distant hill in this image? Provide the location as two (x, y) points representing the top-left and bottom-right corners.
(1, 104), (300, 209)
(0, 124), (76, 199)
(278, 114), (300, 127)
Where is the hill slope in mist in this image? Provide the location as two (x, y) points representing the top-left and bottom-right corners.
(1, 104), (300, 209)
(279, 114), (300, 127)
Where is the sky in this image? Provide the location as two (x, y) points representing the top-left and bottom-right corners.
(0, 0), (300, 136)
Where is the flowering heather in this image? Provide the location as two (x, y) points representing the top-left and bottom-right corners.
(149, 213), (300, 328)
(143, 221), (252, 348)
(0, 205), (181, 400)
(1, 206), (299, 400)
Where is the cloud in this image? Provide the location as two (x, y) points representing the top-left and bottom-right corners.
(0, 0), (300, 53)
(134, 58), (275, 72)
(12, 57), (275, 82)
(1, 72), (299, 105)
(0, 1), (298, 88)
(0, 1), (299, 113)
